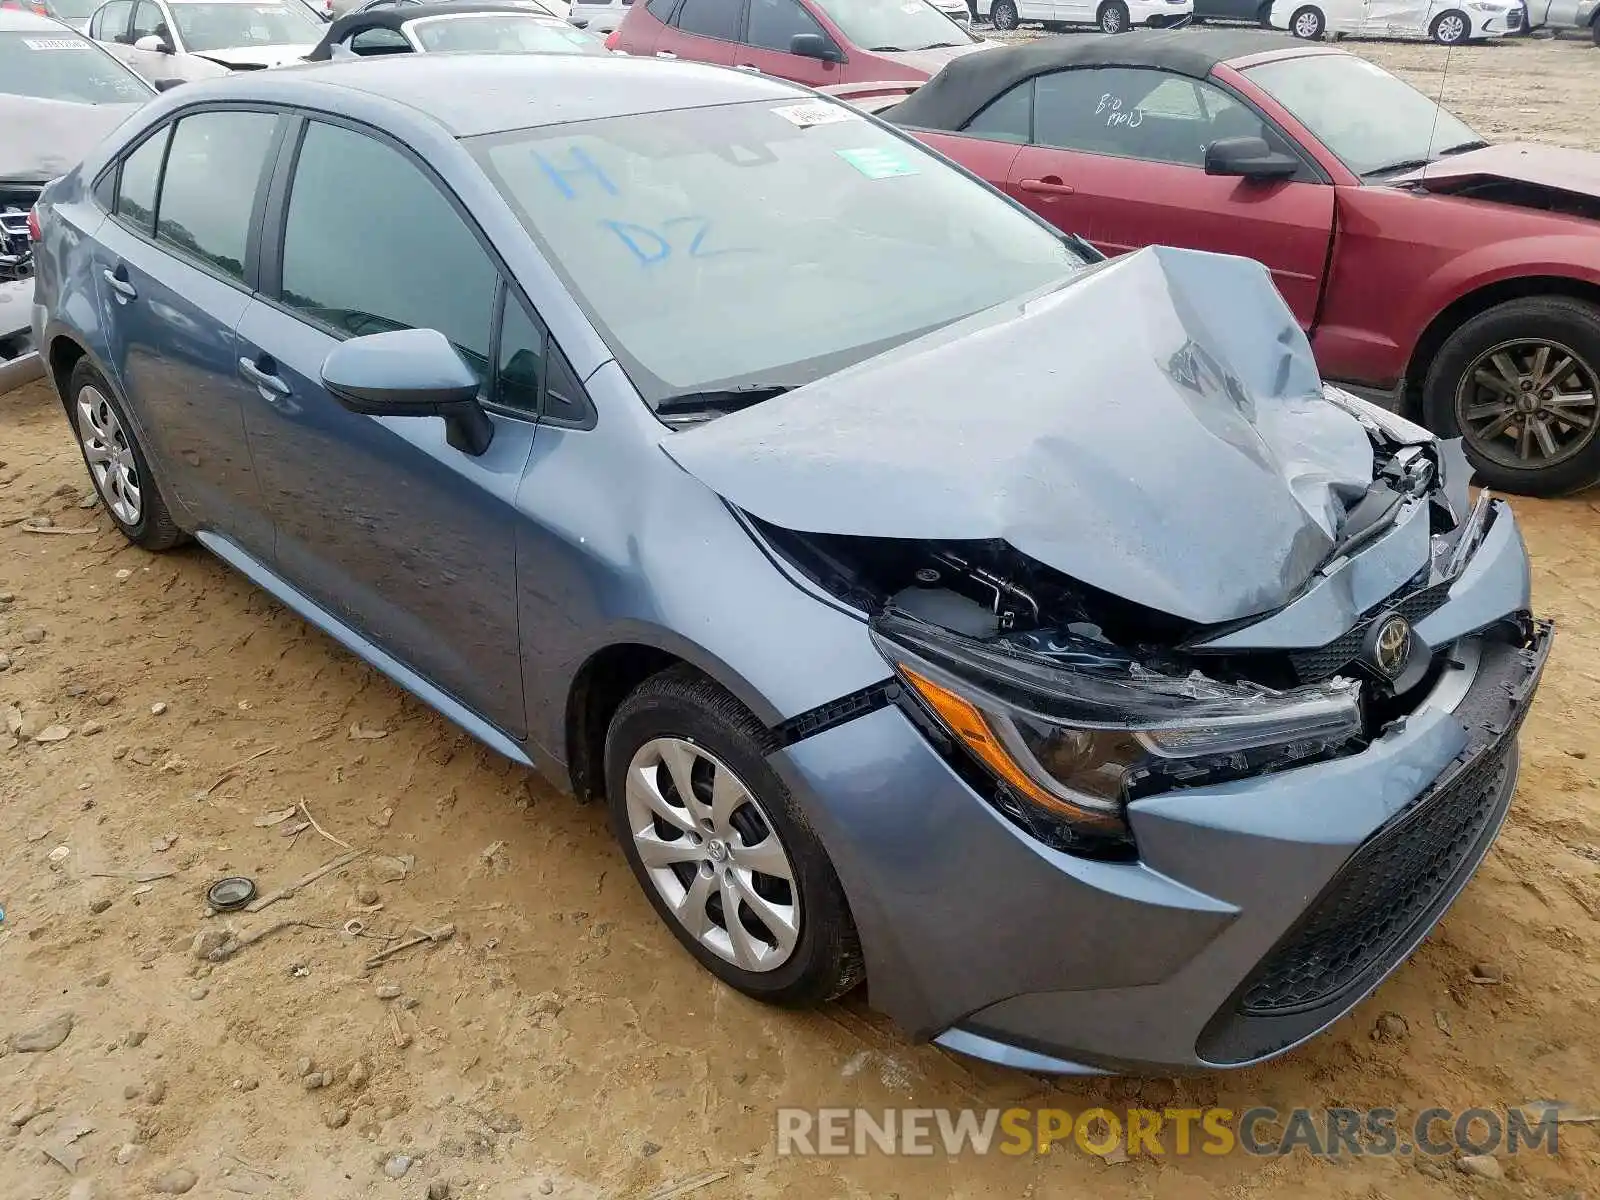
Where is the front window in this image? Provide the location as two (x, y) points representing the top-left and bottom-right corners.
(812, 0), (975, 50)
(471, 99), (1081, 405)
(168, 0), (322, 49)
(408, 13), (605, 52)
(0, 30), (151, 102)
(1244, 53), (1482, 178)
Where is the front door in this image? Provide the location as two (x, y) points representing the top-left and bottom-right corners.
(236, 117), (535, 738)
(1004, 66), (1335, 328)
(90, 108), (281, 559)
(735, 0), (839, 84)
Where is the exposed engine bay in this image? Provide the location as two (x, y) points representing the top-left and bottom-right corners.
(0, 183), (38, 284)
(753, 418), (1525, 858)
(1421, 176), (1600, 223)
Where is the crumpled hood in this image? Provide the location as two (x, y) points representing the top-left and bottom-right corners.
(0, 96), (146, 182)
(877, 40), (993, 78)
(194, 42), (314, 68)
(1394, 141), (1600, 198)
(661, 245), (1377, 627)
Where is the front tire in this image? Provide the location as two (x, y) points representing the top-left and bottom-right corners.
(67, 359), (184, 551)
(1098, 0), (1130, 30)
(1422, 296), (1600, 497)
(1430, 7), (1468, 40)
(1590, 13), (1599, 43)
(1257, 1), (1274, 24)
(1288, 3), (1324, 35)
(604, 666), (865, 1007)
(989, 0), (1019, 28)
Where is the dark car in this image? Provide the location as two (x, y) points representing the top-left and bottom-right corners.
(867, 30), (1600, 497)
(28, 52), (1550, 1076)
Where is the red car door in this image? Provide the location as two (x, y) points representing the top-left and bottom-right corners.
(654, 0), (740, 65)
(734, 0), (842, 84)
(1004, 66), (1335, 329)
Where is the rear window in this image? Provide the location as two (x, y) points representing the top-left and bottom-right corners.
(471, 98), (1081, 403)
(0, 30), (151, 102)
(409, 13), (606, 52)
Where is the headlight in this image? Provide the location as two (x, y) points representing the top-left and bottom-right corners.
(1465, 3), (1497, 11)
(873, 613), (1364, 855)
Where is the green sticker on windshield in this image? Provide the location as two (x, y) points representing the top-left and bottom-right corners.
(835, 146), (918, 180)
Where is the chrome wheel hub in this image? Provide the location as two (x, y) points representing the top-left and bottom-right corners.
(76, 384), (141, 526)
(1294, 12), (1317, 34)
(625, 737), (801, 973)
(1456, 338), (1600, 470)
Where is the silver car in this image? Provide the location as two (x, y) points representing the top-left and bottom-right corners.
(1523, 0), (1600, 37)
(86, 0), (324, 79)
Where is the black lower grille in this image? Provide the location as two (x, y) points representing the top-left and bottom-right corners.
(1240, 734), (1516, 1014)
(1289, 579), (1451, 682)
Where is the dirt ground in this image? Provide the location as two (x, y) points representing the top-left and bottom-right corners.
(5, 31), (1600, 1200)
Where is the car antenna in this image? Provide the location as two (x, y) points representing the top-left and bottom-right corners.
(1419, 38), (1454, 184)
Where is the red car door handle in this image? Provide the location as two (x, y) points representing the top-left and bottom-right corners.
(1018, 176), (1075, 195)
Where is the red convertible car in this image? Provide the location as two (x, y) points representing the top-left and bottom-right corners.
(846, 30), (1600, 496)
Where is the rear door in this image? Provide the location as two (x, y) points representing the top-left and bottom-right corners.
(735, 0), (839, 82)
(654, 0), (739, 63)
(1004, 66), (1335, 328)
(88, 107), (283, 558)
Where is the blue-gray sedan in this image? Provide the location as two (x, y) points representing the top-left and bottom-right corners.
(28, 52), (1551, 1074)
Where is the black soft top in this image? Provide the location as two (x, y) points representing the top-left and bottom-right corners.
(306, 2), (552, 59)
(887, 29), (1301, 131)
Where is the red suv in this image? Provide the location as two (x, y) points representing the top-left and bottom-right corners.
(609, 0), (992, 86)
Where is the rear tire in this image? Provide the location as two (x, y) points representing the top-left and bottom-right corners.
(604, 666), (865, 1007)
(1430, 7), (1468, 40)
(990, 0), (1019, 27)
(66, 359), (184, 551)
(1098, 0), (1130, 30)
(1422, 296), (1600, 497)
(1288, 3), (1323, 35)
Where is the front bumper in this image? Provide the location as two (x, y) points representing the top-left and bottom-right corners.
(771, 517), (1549, 1074)
(0, 279), (42, 396)
(1137, 0), (1194, 22)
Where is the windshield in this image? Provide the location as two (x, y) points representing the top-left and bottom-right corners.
(0, 30), (150, 101)
(409, 13), (602, 52)
(1244, 53), (1481, 178)
(48, 0), (101, 18)
(169, 1), (321, 49)
(814, 0), (974, 50)
(471, 99), (1081, 405)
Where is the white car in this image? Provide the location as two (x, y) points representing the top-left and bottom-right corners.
(979, 0), (1192, 34)
(1269, 0), (1522, 41)
(86, 0), (325, 79)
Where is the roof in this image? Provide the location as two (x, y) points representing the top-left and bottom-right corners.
(204, 51), (808, 135)
(305, 1), (560, 57)
(887, 28), (1324, 132)
(0, 8), (73, 29)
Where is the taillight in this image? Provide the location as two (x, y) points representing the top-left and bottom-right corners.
(27, 207), (42, 243)
(603, 28), (620, 48)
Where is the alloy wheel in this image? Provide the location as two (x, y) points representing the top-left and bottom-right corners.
(991, 0), (1018, 28)
(76, 384), (142, 526)
(1100, 2), (1127, 30)
(1292, 7), (1322, 35)
(1434, 10), (1466, 39)
(624, 737), (801, 973)
(1455, 338), (1600, 471)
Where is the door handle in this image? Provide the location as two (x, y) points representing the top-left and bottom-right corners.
(102, 268), (137, 301)
(655, 49), (677, 57)
(1018, 176), (1075, 196)
(238, 356), (291, 397)
(735, 62), (760, 71)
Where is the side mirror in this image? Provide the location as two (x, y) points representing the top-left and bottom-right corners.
(152, 76), (184, 90)
(1203, 136), (1299, 181)
(321, 328), (494, 456)
(790, 31), (842, 61)
(133, 33), (173, 51)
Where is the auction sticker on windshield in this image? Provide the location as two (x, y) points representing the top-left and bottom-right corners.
(23, 37), (92, 49)
(771, 102), (858, 128)
(836, 146), (918, 179)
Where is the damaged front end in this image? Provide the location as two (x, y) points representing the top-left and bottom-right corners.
(663, 245), (1550, 865)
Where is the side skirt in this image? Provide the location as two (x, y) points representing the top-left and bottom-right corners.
(195, 530), (534, 768)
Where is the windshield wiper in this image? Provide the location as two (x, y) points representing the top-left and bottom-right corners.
(914, 40), (963, 47)
(1361, 157), (1435, 179)
(1439, 139), (1490, 156)
(865, 44), (907, 50)
(654, 384), (792, 419)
